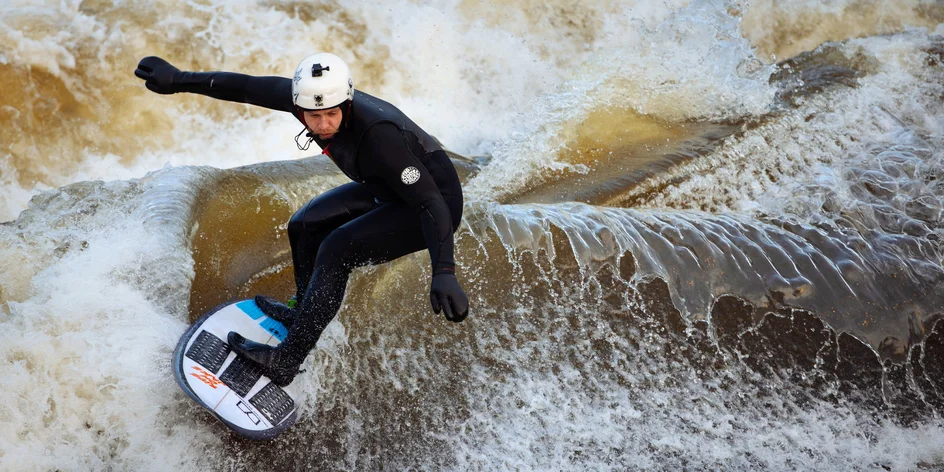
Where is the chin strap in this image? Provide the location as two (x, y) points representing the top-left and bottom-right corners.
(294, 128), (315, 151)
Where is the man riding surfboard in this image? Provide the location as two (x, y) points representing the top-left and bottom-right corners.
(135, 52), (469, 386)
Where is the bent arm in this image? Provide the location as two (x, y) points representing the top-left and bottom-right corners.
(359, 124), (456, 275)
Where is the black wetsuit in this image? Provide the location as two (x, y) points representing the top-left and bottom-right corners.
(177, 72), (463, 364)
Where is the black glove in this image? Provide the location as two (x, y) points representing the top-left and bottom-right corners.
(430, 273), (469, 322)
(134, 56), (183, 95)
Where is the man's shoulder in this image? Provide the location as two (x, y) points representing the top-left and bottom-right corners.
(352, 90), (406, 120)
(358, 122), (403, 156)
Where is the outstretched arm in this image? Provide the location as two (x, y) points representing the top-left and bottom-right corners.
(134, 56), (295, 113)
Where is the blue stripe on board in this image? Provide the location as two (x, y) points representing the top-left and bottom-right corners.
(236, 300), (265, 320)
(260, 318), (288, 342)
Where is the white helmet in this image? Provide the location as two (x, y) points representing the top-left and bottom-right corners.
(292, 52), (354, 110)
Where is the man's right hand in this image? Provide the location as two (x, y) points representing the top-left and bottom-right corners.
(134, 56), (182, 94)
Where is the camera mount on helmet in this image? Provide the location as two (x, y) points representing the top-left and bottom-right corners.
(311, 63), (330, 77)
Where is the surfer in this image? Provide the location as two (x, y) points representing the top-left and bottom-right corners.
(135, 53), (468, 386)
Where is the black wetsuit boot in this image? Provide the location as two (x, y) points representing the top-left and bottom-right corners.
(227, 332), (302, 387)
(254, 295), (298, 326)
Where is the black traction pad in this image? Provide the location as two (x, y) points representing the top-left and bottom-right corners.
(185, 331), (230, 373)
(219, 355), (264, 397)
(250, 383), (296, 425)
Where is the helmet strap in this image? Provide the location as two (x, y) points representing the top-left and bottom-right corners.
(293, 101), (351, 149)
(294, 127), (314, 151)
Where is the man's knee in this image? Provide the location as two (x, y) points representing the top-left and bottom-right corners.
(288, 200), (335, 238)
(314, 227), (356, 267)
(287, 207), (308, 239)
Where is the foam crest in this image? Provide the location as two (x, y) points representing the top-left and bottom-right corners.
(0, 171), (207, 470)
(466, 200), (943, 350)
(466, 0), (778, 201)
(741, 0), (944, 60)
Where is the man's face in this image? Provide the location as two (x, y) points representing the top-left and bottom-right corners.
(303, 107), (343, 139)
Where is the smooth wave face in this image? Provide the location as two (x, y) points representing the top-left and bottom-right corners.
(1, 0), (944, 470)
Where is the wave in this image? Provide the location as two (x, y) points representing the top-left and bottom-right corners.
(2, 0), (944, 470)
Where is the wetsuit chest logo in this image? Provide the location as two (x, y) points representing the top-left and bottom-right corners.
(401, 167), (421, 185)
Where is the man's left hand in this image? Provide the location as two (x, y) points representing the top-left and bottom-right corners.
(430, 273), (469, 322)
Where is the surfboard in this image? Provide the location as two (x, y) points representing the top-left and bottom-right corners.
(173, 299), (299, 439)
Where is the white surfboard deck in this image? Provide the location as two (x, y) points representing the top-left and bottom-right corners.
(173, 299), (299, 439)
